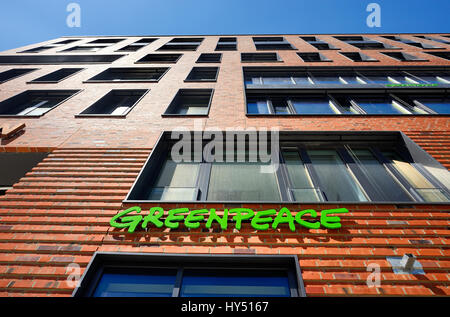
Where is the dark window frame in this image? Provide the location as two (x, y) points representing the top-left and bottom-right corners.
(162, 88), (214, 117)
(135, 54), (183, 64)
(297, 52), (332, 62)
(339, 52), (378, 62)
(184, 67), (219, 82)
(27, 68), (84, 84)
(0, 55), (125, 65)
(124, 131), (450, 204)
(73, 252), (305, 298)
(381, 52), (429, 62)
(253, 37), (296, 50)
(196, 53), (222, 63)
(0, 89), (81, 118)
(0, 68), (38, 84)
(241, 53), (282, 62)
(75, 89), (149, 118)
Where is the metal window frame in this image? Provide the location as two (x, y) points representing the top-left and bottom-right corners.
(196, 53), (222, 63)
(135, 53), (183, 64)
(162, 88), (214, 117)
(27, 68), (84, 84)
(73, 252), (306, 298)
(84, 67), (170, 83)
(184, 67), (219, 82)
(0, 68), (38, 84)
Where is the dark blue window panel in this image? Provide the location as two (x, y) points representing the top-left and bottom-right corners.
(180, 269), (291, 297)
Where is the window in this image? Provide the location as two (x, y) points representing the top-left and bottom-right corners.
(253, 37), (295, 50)
(73, 253), (304, 297)
(28, 68), (83, 83)
(52, 39), (79, 45)
(335, 36), (398, 49)
(0, 152), (49, 195)
(136, 54), (182, 64)
(425, 51), (450, 61)
(0, 55), (125, 65)
(215, 37), (237, 51)
(76, 89), (148, 117)
(196, 53), (222, 63)
(415, 36), (450, 45)
(0, 90), (80, 117)
(340, 52), (378, 62)
(88, 38), (124, 44)
(116, 38), (157, 52)
(184, 67), (219, 82)
(0, 68), (37, 84)
(124, 131), (450, 203)
(163, 89), (213, 116)
(158, 38), (204, 51)
(246, 91), (449, 115)
(86, 67), (169, 82)
(382, 36), (441, 49)
(382, 52), (428, 62)
(19, 46), (55, 53)
(297, 52), (331, 62)
(241, 53), (281, 62)
(300, 37), (339, 50)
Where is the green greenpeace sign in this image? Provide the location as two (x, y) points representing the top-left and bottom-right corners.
(110, 206), (349, 233)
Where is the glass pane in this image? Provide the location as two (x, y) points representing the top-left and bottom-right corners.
(310, 73), (342, 84)
(348, 149), (412, 201)
(307, 150), (367, 201)
(341, 75), (365, 84)
(148, 158), (199, 200)
(416, 188), (450, 202)
(282, 150), (314, 188)
(261, 76), (293, 85)
(351, 96), (410, 114)
(180, 270), (291, 297)
(412, 96), (450, 114)
(291, 188), (320, 202)
(177, 106), (208, 115)
(93, 270), (177, 297)
(207, 160), (281, 201)
(408, 72), (450, 84)
(247, 100), (270, 114)
(291, 97), (337, 114)
(272, 99), (290, 114)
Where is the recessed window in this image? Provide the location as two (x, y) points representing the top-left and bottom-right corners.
(28, 68), (83, 83)
(116, 38), (157, 52)
(246, 91), (448, 115)
(196, 53), (222, 63)
(415, 36), (450, 45)
(52, 39), (79, 45)
(335, 36), (397, 49)
(62, 46), (106, 52)
(425, 51), (450, 61)
(0, 68), (37, 84)
(340, 52), (378, 62)
(88, 38), (124, 44)
(73, 253), (304, 297)
(184, 67), (219, 82)
(163, 89), (213, 116)
(136, 54), (182, 64)
(382, 52), (428, 62)
(241, 53), (281, 62)
(297, 52), (331, 62)
(0, 90), (79, 117)
(0, 152), (49, 195)
(253, 37), (295, 50)
(124, 131), (450, 203)
(158, 38), (203, 51)
(0, 55), (125, 65)
(76, 89), (148, 117)
(19, 46), (55, 53)
(215, 37), (237, 51)
(300, 37), (339, 50)
(86, 67), (169, 82)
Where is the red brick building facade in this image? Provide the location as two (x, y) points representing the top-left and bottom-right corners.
(0, 34), (449, 297)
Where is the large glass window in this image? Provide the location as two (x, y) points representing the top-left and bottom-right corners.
(307, 150), (368, 202)
(349, 95), (411, 114)
(291, 96), (338, 114)
(404, 95), (450, 114)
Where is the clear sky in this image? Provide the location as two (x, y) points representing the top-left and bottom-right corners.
(0, 0), (449, 51)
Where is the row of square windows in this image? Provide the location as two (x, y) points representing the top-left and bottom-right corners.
(18, 35), (450, 53)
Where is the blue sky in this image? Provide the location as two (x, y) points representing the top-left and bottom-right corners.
(0, 0), (449, 51)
